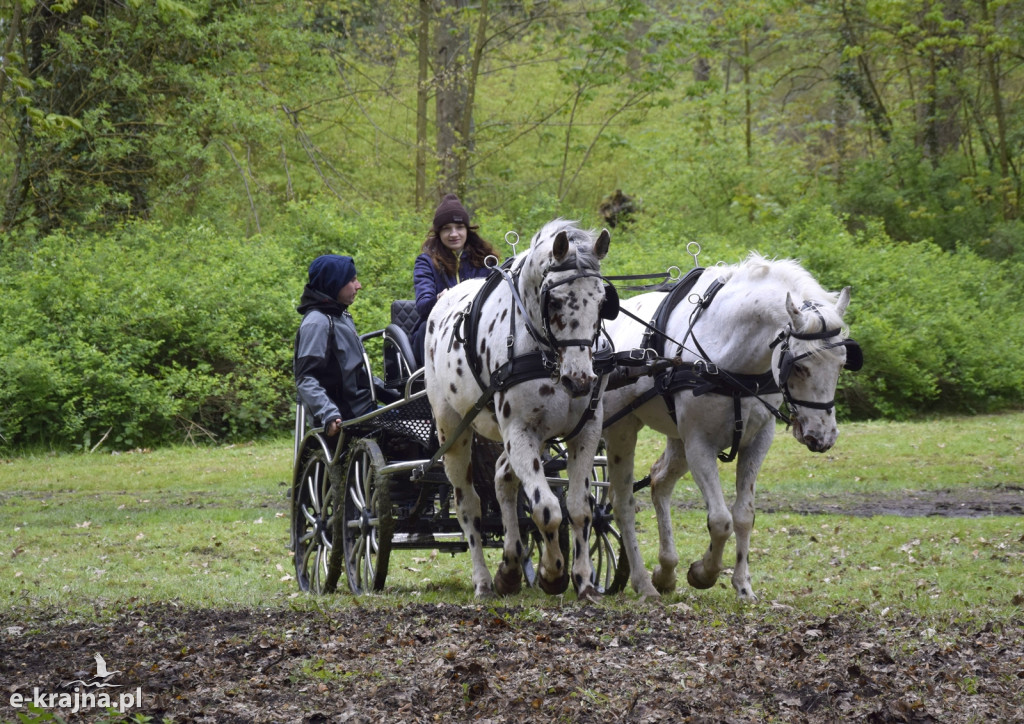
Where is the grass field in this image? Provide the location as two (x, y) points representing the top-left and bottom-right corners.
(2, 412), (1022, 625)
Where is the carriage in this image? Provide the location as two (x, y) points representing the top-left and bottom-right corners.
(289, 297), (630, 596)
(289, 222), (862, 601)
(289, 222), (636, 597)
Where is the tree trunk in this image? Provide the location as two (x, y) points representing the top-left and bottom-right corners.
(456, 0), (487, 194)
(416, 0), (430, 211)
(434, 0), (470, 196)
(980, 0), (1016, 219)
(0, 0), (25, 237)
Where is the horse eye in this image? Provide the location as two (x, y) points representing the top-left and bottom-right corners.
(548, 298), (563, 312)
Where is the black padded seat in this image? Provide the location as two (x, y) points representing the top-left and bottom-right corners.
(390, 300), (419, 336)
(383, 300), (421, 388)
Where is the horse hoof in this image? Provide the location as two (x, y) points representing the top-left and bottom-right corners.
(474, 583), (497, 599)
(577, 584), (602, 603)
(494, 566), (523, 596)
(687, 562), (716, 590)
(538, 567), (569, 595)
(734, 586), (759, 604)
(651, 565), (677, 594)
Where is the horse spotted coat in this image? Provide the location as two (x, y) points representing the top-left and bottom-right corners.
(424, 220), (611, 600)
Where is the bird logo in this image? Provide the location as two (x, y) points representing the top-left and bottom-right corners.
(60, 653), (124, 689)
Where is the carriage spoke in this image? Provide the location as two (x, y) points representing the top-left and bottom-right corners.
(340, 439), (392, 595)
(317, 545), (330, 590)
(301, 501), (318, 527)
(306, 469), (322, 514)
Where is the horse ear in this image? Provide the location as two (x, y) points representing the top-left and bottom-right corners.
(836, 286), (851, 316)
(785, 292), (800, 323)
(594, 229), (611, 260)
(552, 231), (570, 261)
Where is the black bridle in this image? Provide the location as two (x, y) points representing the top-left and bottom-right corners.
(769, 312), (864, 414)
(509, 253), (613, 358)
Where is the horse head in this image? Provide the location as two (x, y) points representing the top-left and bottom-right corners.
(519, 220), (611, 398)
(772, 286), (862, 453)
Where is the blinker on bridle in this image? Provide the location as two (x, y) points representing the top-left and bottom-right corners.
(537, 255), (615, 351)
(769, 320), (863, 413)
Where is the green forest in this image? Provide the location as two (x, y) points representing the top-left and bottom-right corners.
(2, 0), (1022, 451)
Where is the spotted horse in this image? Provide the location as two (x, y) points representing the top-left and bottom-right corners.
(424, 219), (614, 600)
(601, 252), (862, 602)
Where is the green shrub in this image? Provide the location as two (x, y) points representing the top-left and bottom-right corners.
(774, 206), (1024, 419)
(838, 145), (1005, 256)
(3, 203), (1023, 451)
(0, 224), (297, 449)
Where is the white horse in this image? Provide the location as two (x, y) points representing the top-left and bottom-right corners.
(603, 253), (861, 602)
(425, 220), (613, 600)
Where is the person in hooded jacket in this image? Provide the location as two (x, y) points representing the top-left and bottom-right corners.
(294, 254), (375, 436)
(409, 194), (499, 366)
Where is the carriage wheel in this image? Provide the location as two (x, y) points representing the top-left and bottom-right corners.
(586, 459), (630, 595)
(339, 438), (393, 594)
(292, 446), (341, 594)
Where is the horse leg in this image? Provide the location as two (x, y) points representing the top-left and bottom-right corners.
(605, 419), (660, 599)
(566, 420), (602, 602)
(649, 437), (690, 594)
(730, 421), (774, 603)
(685, 435), (732, 590)
(504, 426), (568, 595)
(436, 406), (494, 599)
(492, 451), (525, 595)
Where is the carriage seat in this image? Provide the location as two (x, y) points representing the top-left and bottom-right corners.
(383, 300), (421, 390)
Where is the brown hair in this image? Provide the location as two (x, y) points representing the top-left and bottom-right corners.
(421, 225), (500, 278)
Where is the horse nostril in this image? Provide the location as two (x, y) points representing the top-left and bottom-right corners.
(560, 376), (592, 398)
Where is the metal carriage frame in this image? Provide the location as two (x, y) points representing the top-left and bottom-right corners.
(288, 301), (629, 597)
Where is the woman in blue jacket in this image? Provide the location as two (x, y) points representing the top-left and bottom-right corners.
(410, 194), (499, 366)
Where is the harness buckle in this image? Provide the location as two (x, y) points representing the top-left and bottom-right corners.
(768, 328), (789, 350)
(695, 359), (718, 375)
(448, 312), (467, 353)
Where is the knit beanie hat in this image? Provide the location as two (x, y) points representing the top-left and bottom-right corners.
(433, 194), (470, 231)
(307, 254), (357, 299)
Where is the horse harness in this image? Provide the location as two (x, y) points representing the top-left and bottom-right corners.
(423, 258), (864, 468)
(603, 271), (862, 463)
(425, 253), (620, 466)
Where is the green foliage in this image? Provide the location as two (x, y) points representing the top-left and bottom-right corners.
(838, 144), (1007, 256)
(773, 205), (1024, 418)
(4, 1), (1024, 447)
(0, 223), (297, 449)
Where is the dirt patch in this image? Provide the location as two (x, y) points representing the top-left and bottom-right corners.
(3, 602), (1023, 723)
(667, 485), (1024, 519)
(3, 490), (1022, 722)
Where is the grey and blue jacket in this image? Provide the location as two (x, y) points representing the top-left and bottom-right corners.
(293, 288), (375, 426)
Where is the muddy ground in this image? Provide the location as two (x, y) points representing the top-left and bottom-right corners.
(710, 484), (1024, 519)
(2, 488), (1022, 723)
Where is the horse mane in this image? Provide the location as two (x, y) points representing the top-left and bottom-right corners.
(530, 218), (603, 273)
(727, 252), (848, 336)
